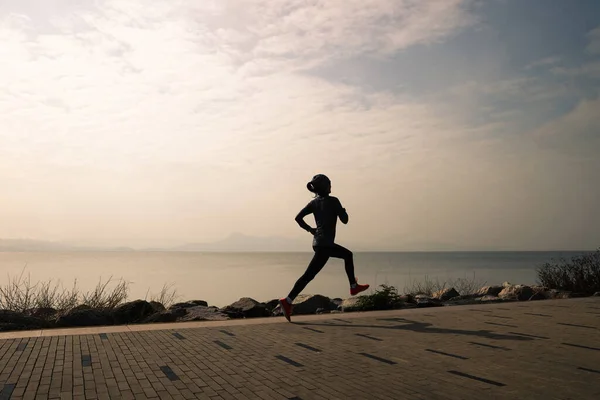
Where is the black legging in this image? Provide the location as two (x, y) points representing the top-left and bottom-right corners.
(287, 244), (356, 301)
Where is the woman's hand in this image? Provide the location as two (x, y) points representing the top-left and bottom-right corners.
(308, 227), (317, 236)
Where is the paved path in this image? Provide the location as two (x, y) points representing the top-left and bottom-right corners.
(1, 297), (599, 400)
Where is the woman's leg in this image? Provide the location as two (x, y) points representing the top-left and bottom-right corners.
(287, 247), (330, 301)
(328, 244), (357, 286)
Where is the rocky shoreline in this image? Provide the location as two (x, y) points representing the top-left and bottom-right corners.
(1, 283), (599, 332)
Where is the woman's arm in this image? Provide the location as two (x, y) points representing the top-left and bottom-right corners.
(295, 203), (316, 234)
(337, 198), (349, 224)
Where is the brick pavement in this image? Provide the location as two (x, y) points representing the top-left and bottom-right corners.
(1, 297), (599, 399)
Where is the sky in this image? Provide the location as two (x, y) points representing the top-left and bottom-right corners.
(0, 0), (599, 251)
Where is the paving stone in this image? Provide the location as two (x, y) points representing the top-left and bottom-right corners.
(1, 298), (599, 399)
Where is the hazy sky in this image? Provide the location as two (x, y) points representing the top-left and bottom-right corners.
(1, 0), (599, 250)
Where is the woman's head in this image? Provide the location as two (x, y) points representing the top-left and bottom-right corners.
(306, 174), (331, 196)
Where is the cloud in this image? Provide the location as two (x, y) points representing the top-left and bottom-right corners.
(186, 0), (477, 68)
(551, 61), (600, 79)
(0, 0), (598, 249)
(586, 26), (600, 55)
(524, 56), (561, 70)
(0, 0), (482, 243)
(532, 95), (600, 157)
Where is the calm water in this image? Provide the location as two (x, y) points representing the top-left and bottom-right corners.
(0, 251), (590, 307)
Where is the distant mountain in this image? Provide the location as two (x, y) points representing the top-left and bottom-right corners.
(0, 239), (74, 252)
(0, 239), (134, 252)
(162, 233), (312, 252)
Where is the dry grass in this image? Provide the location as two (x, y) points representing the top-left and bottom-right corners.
(145, 283), (179, 309)
(0, 267), (187, 315)
(404, 272), (486, 297)
(81, 277), (130, 309)
(0, 267), (131, 314)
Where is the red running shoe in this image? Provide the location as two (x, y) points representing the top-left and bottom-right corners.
(279, 298), (293, 322)
(350, 280), (370, 296)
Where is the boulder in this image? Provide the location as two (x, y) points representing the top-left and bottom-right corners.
(529, 292), (546, 301)
(400, 294), (415, 304)
(531, 286), (549, 294)
(0, 310), (49, 330)
(291, 295), (332, 315)
(432, 288), (460, 301)
(178, 306), (229, 322)
(221, 298), (269, 319)
(594, 292), (600, 297)
(555, 291), (573, 299)
(265, 299), (280, 313)
(112, 300), (155, 325)
(71, 304), (92, 312)
(479, 295), (505, 303)
(149, 301), (166, 313)
(416, 299), (444, 308)
(341, 297), (362, 312)
(444, 297), (481, 306)
(169, 300), (208, 310)
(316, 308), (330, 314)
(143, 308), (186, 323)
(330, 298), (343, 310)
(56, 308), (113, 328)
(26, 307), (57, 320)
(499, 285), (534, 301)
(414, 295), (443, 308)
(477, 286), (503, 297)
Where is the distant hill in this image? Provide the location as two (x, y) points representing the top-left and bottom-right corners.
(0, 235), (471, 253)
(0, 239), (74, 252)
(0, 239), (134, 252)
(161, 233), (312, 252)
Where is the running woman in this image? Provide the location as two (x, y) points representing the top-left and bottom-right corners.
(279, 174), (369, 322)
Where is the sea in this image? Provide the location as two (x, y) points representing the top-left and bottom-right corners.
(0, 251), (591, 308)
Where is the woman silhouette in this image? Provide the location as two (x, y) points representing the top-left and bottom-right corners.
(279, 174), (369, 322)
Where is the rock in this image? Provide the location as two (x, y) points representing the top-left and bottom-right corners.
(400, 294), (415, 304)
(445, 297), (480, 306)
(265, 299), (280, 313)
(499, 285), (534, 301)
(0, 310), (49, 330)
(221, 298), (270, 319)
(479, 295), (505, 303)
(149, 301), (166, 313)
(529, 292), (546, 301)
(477, 286), (503, 297)
(143, 308), (186, 323)
(502, 281), (512, 288)
(330, 298), (343, 310)
(432, 288), (460, 301)
(178, 306), (229, 322)
(56, 308), (113, 328)
(544, 289), (572, 299)
(316, 308), (330, 314)
(416, 299), (443, 308)
(26, 307), (57, 319)
(71, 304), (92, 312)
(341, 297), (362, 312)
(594, 292), (600, 297)
(169, 300), (208, 310)
(414, 294), (429, 301)
(112, 300), (155, 325)
(531, 286), (549, 294)
(556, 291), (573, 299)
(291, 295), (332, 315)
(414, 295), (443, 307)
